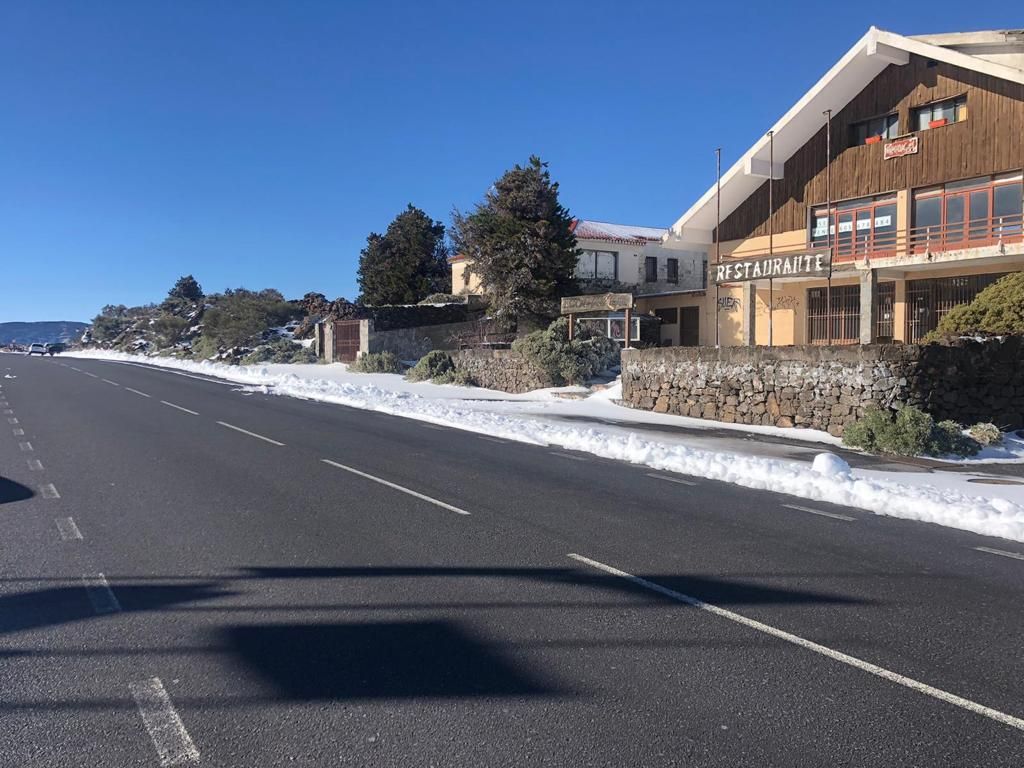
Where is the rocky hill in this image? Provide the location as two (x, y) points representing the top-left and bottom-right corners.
(0, 321), (89, 345)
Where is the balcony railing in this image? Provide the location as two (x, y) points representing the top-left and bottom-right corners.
(723, 213), (1023, 266)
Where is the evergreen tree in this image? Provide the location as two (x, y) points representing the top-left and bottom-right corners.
(451, 156), (576, 330)
(168, 275), (204, 302)
(357, 205), (449, 305)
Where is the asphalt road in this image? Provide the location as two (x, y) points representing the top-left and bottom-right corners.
(1, 352), (1022, 766)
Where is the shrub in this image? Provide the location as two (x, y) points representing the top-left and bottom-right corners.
(433, 368), (476, 386)
(418, 293), (463, 305)
(351, 351), (405, 374)
(843, 406), (979, 457)
(512, 318), (621, 386)
(925, 272), (1024, 341)
(968, 422), (1003, 447)
(406, 350), (455, 382)
(240, 338), (315, 365)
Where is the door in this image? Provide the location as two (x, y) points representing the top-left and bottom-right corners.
(332, 320), (361, 362)
(680, 307), (700, 346)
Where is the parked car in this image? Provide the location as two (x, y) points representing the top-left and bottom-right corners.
(26, 343), (46, 356)
(45, 343), (66, 356)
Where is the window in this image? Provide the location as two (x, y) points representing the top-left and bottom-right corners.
(850, 113), (899, 146)
(575, 250), (618, 280)
(913, 95), (967, 130)
(905, 274), (1007, 342)
(644, 256), (657, 282)
(667, 258), (679, 284)
(876, 282), (896, 341)
(807, 285), (860, 344)
(810, 194), (897, 260)
(654, 308), (678, 325)
(912, 173), (1023, 251)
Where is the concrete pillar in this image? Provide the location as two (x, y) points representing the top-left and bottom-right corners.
(743, 282), (757, 346)
(860, 268), (878, 344)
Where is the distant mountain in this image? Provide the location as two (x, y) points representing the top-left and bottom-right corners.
(0, 321), (89, 345)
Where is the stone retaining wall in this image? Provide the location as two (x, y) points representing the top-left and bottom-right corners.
(621, 339), (1024, 436)
(451, 349), (555, 394)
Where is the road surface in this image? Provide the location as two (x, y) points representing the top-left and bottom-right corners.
(1, 353), (1021, 766)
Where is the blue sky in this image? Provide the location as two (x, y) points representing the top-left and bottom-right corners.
(1, 1), (1015, 322)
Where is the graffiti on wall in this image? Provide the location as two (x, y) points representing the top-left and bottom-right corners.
(773, 295), (800, 310)
(717, 296), (741, 312)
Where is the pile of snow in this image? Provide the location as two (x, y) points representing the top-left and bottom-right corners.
(67, 349), (1024, 542)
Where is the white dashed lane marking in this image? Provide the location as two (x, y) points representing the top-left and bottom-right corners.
(130, 677), (200, 767)
(27, 459), (44, 471)
(82, 574), (121, 614)
(19, 441), (33, 452)
(83, 371), (99, 378)
(782, 503), (856, 522)
(7, 417), (18, 424)
(973, 546), (1024, 561)
(322, 458), (471, 516)
(646, 472), (697, 486)
(160, 401), (199, 416)
(40, 483), (60, 499)
(216, 421), (285, 446)
(56, 517), (83, 540)
(12, 428), (24, 436)
(101, 378), (120, 387)
(568, 553), (1024, 732)
(125, 387), (151, 398)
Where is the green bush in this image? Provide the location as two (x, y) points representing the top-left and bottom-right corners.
(351, 351), (405, 374)
(925, 272), (1024, 341)
(406, 350), (456, 382)
(152, 313), (189, 346)
(433, 368), (476, 386)
(968, 422), (1003, 447)
(843, 406), (979, 457)
(240, 338), (314, 365)
(511, 318), (621, 386)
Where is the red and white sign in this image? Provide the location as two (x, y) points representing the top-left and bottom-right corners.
(883, 135), (919, 160)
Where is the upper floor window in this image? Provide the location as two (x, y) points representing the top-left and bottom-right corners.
(850, 113), (899, 146)
(667, 258), (679, 284)
(913, 95), (966, 131)
(644, 256), (657, 282)
(912, 172), (1023, 251)
(576, 250), (618, 280)
(810, 194), (897, 260)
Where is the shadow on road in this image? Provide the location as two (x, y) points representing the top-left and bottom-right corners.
(226, 620), (556, 700)
(0, 476), (34, 504)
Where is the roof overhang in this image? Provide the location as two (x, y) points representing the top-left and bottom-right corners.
(669, 27), (1024, 244)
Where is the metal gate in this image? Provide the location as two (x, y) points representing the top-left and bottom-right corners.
(332, 320), (361, 362)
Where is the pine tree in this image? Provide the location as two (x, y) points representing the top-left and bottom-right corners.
(451, 156), (576, 330)
(357, 205), (449, 305)
(168, 275), (203, 302)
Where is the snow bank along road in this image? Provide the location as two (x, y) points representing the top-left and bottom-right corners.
(1, 354), (1022, 767)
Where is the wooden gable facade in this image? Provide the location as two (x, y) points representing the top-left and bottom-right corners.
(717, 54), (1024, 242)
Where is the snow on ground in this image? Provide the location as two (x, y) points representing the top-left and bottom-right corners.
(67, 349), (1024, 542)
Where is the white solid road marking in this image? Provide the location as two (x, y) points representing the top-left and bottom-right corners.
(19, 441), (33, 452)
(479, 436), (509, 444)
(567, 553), (1024, 732)
(160, 400), (199, 416)
(973, 546), (1024, 562)
(419, 423), (449, 431)
(40, 483), (60, 499)
(56, 517), (83, 540)
(27, 459), (44, 471)
(12, 427), (24, 436)
(125, 387), (151, 398)
(646, 472), (697, 486)
(550, 451), (587, 462)
(101, 378), (120, 386)
(321, 458), (471, 515)
(82, 573), (121, 614)
(782, 503), (856, 522)
(83, 371), (99, 378)
(130, 677), (200, 767)
(216, 421), (285, 446)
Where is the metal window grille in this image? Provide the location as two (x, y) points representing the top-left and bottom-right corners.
(875, 282), (895, 341)
(807, 285), (860, 344)
(905, 273), (1007, 342)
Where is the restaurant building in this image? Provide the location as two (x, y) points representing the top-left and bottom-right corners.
(653, 27), (1024, 346)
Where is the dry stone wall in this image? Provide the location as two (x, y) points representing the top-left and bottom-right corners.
(451, 350), (555, 394)
(621, 339), (1024, 436)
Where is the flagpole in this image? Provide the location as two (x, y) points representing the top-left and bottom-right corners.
(768, 130), (774, 347)
(824, 109), (833, 346)
(715, 147), (722, 348)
